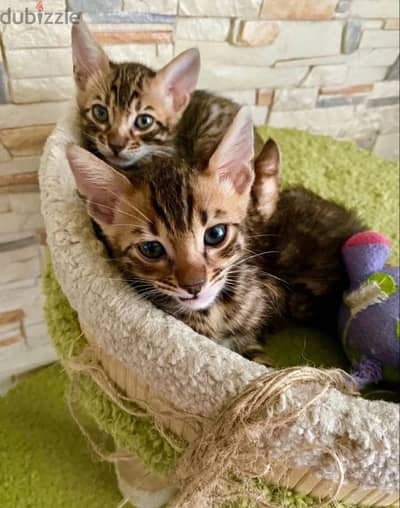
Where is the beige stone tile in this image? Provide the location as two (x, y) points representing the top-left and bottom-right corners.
(123, 0), (177, 14)
(372, 105), (400, 134)
(260, 0), (337, 19)
(275, 48), (399, 68)
(0, 102), (69, 129)
(351, 0), (399, 18)
(198, 65), (308, 91)
(156, 44), (174, 65)
(302, 65), (348, 87)
(0, 377), (16, 395)
(0, 125), (54, 157)
(256, 89), (274, 106)
(0, 279), (44, 327)
(0, 157), (40, 176)
(87, 22), (174, 33)
(384, 19), (400, 30)
(6, 48), (73, 79)
(104, 43), (157, 65)
(176, 17), (230, 41)
(320, 84), (374, 95)
(8, 192), (41, 214)
(1, 0), (65, 8)
(10, 76), (75, 104)
(3, 22), (70, 49)
(373, 132), (400, 161)
(0, 250), (41, 286)
(176, 22), (342, 65)
(18, 292), (45, 327)
(175, 40), (277, 66)
(0, 143), (11, 163)
(250, 105), (268, 125)
(233, 20), (280, 47)
(23, 213), (44, 232)
(268, 105), (359, 137)
(273, 88), (318, 111)
(0, 277), (37, 292)
(0, 211), (43, 234)
(0, 338), (57, 380)
(371, 81), (400, 98)
(179, 0), (262, 17)
(94, 30), (173, 45)
(0, 193), (10, 213)
(361, 20), (384, 30)
(359, 29), (400, 49)
(222, 90), (256, 105)
(343, 66), (388, 86)
(0, 231), (38, 244)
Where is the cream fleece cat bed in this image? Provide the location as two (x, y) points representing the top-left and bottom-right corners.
(40, 108), (400, 508)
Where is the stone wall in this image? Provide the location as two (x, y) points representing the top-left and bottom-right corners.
(0, 0), (399, 378)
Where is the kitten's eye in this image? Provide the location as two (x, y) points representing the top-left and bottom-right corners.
(134, 114), (154, 130)
(92, 104), (109, 123)
(204, 224), (227, 247)
(138, 241), (165, 259)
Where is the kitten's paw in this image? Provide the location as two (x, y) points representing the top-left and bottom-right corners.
(242, 344), (274, 367)
(250, 353), (274, 367)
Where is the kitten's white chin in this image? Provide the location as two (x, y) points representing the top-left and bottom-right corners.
(178, 283), (224, 311)
(99, 145), (152, 167)
(100, 144), (173, 168)
(180, 292), (217, 311)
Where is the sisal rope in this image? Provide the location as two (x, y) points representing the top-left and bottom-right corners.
(170, 367), (356, 507)
(64, 345), (357, 507)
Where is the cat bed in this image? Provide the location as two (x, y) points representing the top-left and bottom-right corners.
(39, 107), (400, 508)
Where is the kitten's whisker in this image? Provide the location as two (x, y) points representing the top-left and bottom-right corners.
(230, 250), (280, 268)
(110, 223), (140, 227)
(106, 188), (152, 225)
(225, 263), (290, 288)
(84, 199), (145, 223)
(254, 268), (291, 288)
(246, 233), (280, 239)
(86, 67), (109, 94)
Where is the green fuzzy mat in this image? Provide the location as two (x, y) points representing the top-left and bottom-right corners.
(1, 128), (398, 508)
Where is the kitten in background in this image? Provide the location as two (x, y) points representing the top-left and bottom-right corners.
(66, 108), (364, 361)
(72, 19), (200, 167)
(72, 20), (261, 171)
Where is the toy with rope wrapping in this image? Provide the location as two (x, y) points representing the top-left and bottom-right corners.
(339, 231), (400, 388)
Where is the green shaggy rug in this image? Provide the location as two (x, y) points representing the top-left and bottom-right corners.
(0, 128), (398, 508)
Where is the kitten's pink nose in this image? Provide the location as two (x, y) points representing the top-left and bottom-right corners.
(181, 280), (205, 296)
(109, 142), (125, 155)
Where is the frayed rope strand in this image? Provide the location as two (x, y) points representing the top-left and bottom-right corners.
(170, 367), (357, 508)
(63, 345), (357, 508)
(64, 345), (204, 458)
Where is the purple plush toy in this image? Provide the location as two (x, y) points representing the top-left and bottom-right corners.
(338, 231), (400, 388)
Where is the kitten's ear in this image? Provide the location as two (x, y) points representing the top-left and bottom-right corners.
(156, 48), (200, 112)
(71, 18), (110, 90)
(253, 138), (281, 219)
(207, 107), (254, 195)
(66, 144), (132, 225)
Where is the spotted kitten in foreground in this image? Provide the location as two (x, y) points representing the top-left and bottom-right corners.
(72, 20), (247, 169)
(67, 108), (363, 360)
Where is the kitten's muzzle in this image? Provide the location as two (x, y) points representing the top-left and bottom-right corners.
(109, 142), (125, 156)
(180, 281), (205, 296)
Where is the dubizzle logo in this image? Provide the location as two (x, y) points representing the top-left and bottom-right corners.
(0, 2), (80, 24)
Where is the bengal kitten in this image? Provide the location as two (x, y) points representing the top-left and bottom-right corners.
(66, 108), (364, 360)
(72, 19), (200, 167)
(72, 20), (260, 171)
